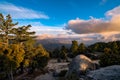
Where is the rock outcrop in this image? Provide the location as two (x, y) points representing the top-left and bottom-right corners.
(87, 65), (120, 80)
(66, 55), (96, 78)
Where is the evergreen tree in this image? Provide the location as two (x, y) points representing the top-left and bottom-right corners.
(31, 44), (49, 71)
(78, 43), (86, 54)
(11, 25), (36, 72)
(11, 25), (35, 44)
(111, 42), (119, 54)
(104, 48), (111, 54)
(0, 13), (18, 45)
(70, 40), (78, 54)
(59, 45), (67, 60)
(0, 43), (25, 79)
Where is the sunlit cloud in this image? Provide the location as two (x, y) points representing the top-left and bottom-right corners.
(63, 6), (120, 44)
(35, 5), (120, 44)
(0, 2), (49, 19)
(100, 32), (120, 41)
(36, 32), (120, 45)
(66, 6), (120, 34)
(33, 5), (120, 44)
(106, 6), (120, 17)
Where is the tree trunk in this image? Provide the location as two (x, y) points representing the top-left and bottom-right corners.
(10, 66), (14, 80)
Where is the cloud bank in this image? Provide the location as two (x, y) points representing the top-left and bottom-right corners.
(37, 32), (120, 45)
(30, 24), (72, 35)
(35, 6), (120, 45)
(34, 5), (120, 45)
(0, 2), (49, 19)
(66, 6), (120, 34)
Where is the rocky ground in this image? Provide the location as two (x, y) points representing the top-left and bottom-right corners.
(34, 59), (69, 80)
(87, 65), (120, 80)
(34, 72), (55, 80)
(18, 55), (120, 80)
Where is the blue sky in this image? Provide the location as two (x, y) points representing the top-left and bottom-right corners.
(1, 0), (120, 26)
(0, 0), (120, 43)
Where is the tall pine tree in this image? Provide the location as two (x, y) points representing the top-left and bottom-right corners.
(0, 13), (18, 45)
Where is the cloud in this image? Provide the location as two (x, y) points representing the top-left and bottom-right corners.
(106, 6), (120, 17)
(37, 34), (55, 39)
(16, 20), (44, 26)
(30, 24), (72, 35)
(66, 6), (120, 34)
(36, 32), (120, 45)
(63, 6), (120, 44)
(0, 2), (49, 19)
(100, 32), (120, 41)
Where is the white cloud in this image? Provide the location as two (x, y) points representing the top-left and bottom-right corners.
(66, 17), (109, 33)
(30, 24), (72, 35)
(36, 32), (120, 45)
(0, 2), (49, 19)
(31, 5), (120, 44)
(62, 6), (120, 44)
(100, 32), (120, 41)
(66, 6), (120, 34)
(37, 34), (55, 39)
(106, 6), (120, 17)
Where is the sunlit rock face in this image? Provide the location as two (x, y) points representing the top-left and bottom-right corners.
(76, 55), (94, 71)
(66, 55), (96, 77)
(87, 65), (120, 80)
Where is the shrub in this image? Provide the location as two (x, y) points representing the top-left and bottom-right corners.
(100, 53), (120, 67)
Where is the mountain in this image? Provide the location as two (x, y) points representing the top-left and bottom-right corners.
(36, 38), (71, 51)
(35, 33), (120, 51)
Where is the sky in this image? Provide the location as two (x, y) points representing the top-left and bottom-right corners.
(0, 0), (120, 43)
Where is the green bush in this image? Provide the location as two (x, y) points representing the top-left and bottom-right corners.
(100, 53), (120, 67)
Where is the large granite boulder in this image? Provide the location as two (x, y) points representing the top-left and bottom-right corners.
(87, 65), (120, 80)
(66, 55), (96, 78)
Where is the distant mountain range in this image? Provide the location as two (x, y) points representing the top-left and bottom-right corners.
(36, 32), (120, 51)
(36, 38), (71, 51)
(36, 37), (99, 51)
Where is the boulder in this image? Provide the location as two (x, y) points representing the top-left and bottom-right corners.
(87, 65), (120, 80)
(66, 55), (96, 78)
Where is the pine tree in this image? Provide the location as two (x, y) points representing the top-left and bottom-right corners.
(104, 48), (111, 54)
(78, 43), (86, 54)
(11, 25), (36, 72)
(0, 13), (18, 45)
(31, 44), (49, 71)
(60, 45), (67, 60)
(70, 40), (78, 56)
(0, 43), (25, 79)
(111, 42), (119, 54)
(11, 25), (35, 44)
